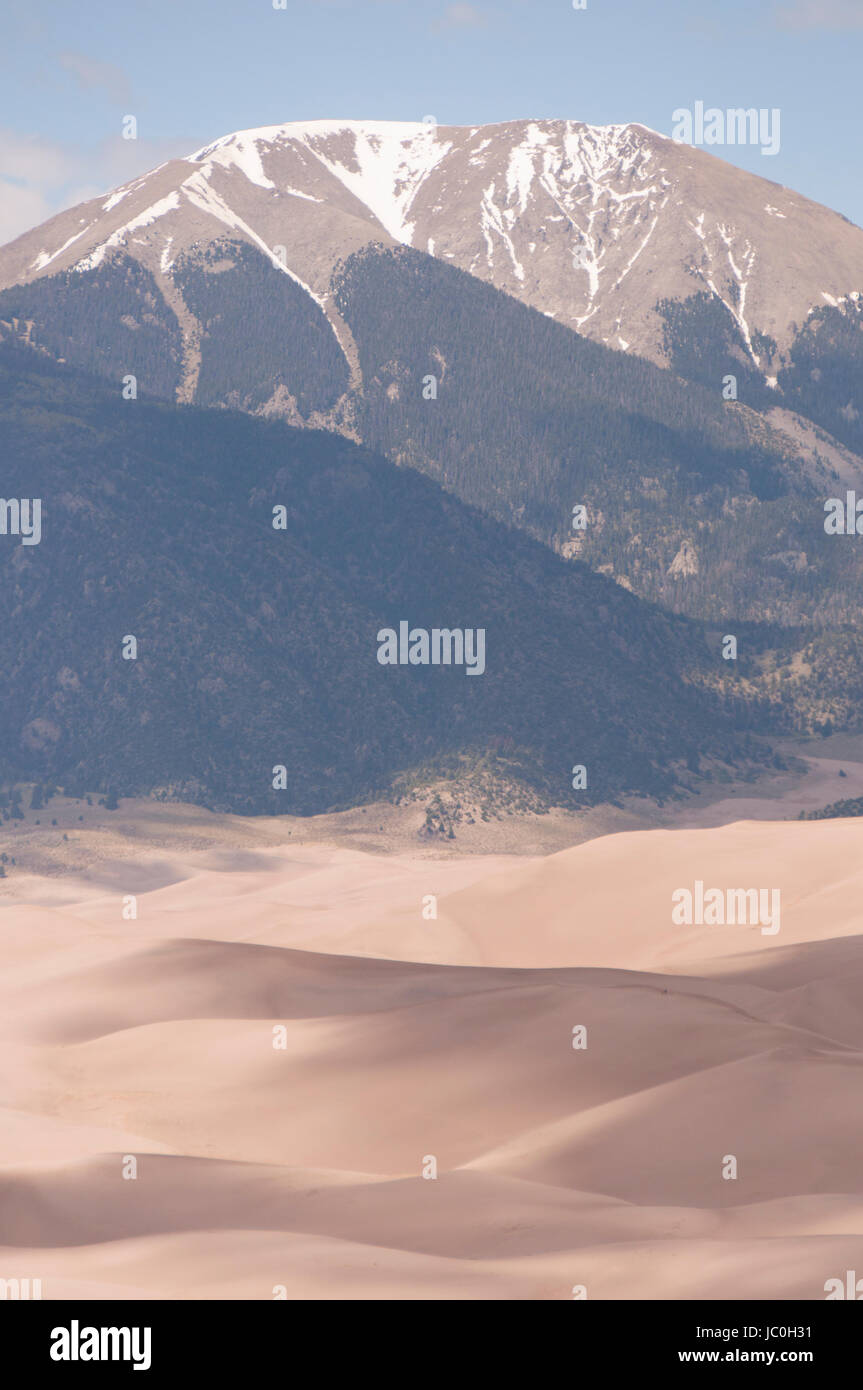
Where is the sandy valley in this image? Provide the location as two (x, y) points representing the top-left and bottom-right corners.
(2, 745), (863, 1300)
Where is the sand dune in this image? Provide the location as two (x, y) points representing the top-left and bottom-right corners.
(2, 812), (863, 1298)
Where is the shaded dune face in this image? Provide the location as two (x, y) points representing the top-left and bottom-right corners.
(1, 816), (863, 1300)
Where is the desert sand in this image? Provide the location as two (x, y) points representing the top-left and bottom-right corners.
(2, 763), (863, 1300)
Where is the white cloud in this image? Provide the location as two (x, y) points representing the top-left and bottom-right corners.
(0, 180), (55, 245)
(775, 0), (863, 29)
(438, 4), (488, 28)
(0, 129), (194, 245)
(0, 131), (70, 185)
(59, 52), (132, 105)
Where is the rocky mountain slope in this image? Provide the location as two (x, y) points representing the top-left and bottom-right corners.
(1, 117), (861, 386)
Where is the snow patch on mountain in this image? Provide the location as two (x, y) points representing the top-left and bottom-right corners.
(30, 227), (92, 272)
(188, 120), (455, 242)
(505, 123), (552, 214)
(611, 206), (666, 291)
(688, 212), (762, 363)
(298, 123), (453, 243)
(189, 132), (276, 190)
(73, 192), (181, 272)
(102, 187), (133, 213)
(480, 182), (526, 282)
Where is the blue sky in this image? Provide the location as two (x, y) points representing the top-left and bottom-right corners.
(1, 0), (861, 242)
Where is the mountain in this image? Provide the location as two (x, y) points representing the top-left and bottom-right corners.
(0, 343), (763, 816)
(6, 228), (858, 633)
(2, 119), (861, 631)
(331, 243), (863, 632)
(1, 117), (861, 384)
(1, 118), (861, 739)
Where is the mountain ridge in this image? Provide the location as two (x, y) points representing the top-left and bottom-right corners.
(2, 115), (861, 381)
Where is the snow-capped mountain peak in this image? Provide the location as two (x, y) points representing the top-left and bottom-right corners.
(1, 116), (861, 378)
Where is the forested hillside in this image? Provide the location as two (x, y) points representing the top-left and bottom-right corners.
(0, 344), (767, 815)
